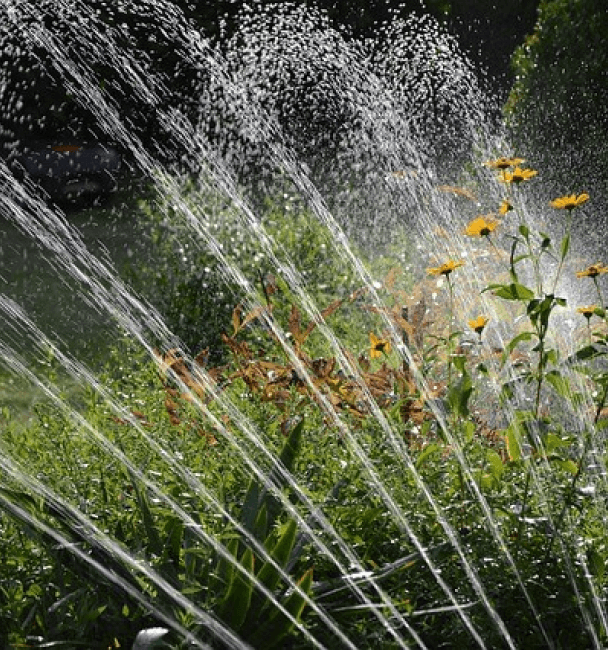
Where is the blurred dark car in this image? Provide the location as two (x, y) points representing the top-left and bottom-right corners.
(10, 141), (121, 203)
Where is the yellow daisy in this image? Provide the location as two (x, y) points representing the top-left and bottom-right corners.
(499, 167), (538, 184)
(369, 332), (391, 359)
(427, 259), (465, 276)
(550, 193), (590, 210)
(468, 316), (490, 335)
(576, 263), (608, 279)
(499, 199), (514, 215)
(483, 157), (525, 170)
(577, 305), (598, 321)
(464, 215), (499, 237)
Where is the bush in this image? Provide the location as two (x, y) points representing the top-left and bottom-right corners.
(505, 0), (608, 234)
(131, 176), (362, 361)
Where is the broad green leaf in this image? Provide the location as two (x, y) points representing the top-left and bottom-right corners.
(545, 370), (572, 399)
(415, 442), (441, 469)
(545, 433), (570, 454)
(217, 546), (255, 631)
(505, 426), (523, 462)
(551, 459), (578, 475)
(486, 449), (504, 481)
(491, 283), (535, 301)
(253, 568), (314, 649)
(501, 331), (535, 366)
(447, 372), (473, 419)
(243, 518), (299, 632)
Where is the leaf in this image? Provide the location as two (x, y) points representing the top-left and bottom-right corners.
(560, 232), (570, 258)
(383, 266), (399, 290)
(217, 547), (255, 631)
(486, 449), (504, 482)
(128, 472), (163, 558)
(301, 298), (345, 341)
(447, 372), (473, 419)
(231, 302), (243, 335)
(288, 304), (303, 344)
(551, 459), (578, 475)
(505, 426), (523, 463)
(252, 568), (314, 649)
(502, 331), (535, 366)
(415, 442), (441, 469)
(241, 305), (271, 331)
(243, 519), (299, 632)
(489, 283), (535, 301)
(544, 370), (573, 400)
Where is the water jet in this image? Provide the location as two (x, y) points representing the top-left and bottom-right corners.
(1, 2), (607, 649)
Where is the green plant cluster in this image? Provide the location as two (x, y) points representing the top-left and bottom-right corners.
(3, 161), (608, 649)
(505, 0), (608, 217)
(131, 177), (362, 360)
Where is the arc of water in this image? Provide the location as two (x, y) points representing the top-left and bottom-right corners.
(0, 141), (422, 650)
(6, 0), (607, 646)
(0, 326), (356, 650)
(5, 5), (511, 646)
(0, 9), (448, 645)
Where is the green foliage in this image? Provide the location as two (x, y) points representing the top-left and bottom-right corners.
(131, 178), (360, 360)
(5, 159), (608, 649)
(505, 0), (608, 225)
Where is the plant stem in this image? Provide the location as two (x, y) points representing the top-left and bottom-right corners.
(447, 275), (454, 387)
(551, 211), (571, 295)
(544, 380), (608, 562)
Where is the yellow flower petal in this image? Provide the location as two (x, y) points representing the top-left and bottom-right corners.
(499, 167), (538, 184)
(369, 332), (391, 359)
(550, 193), (590, 210)
(499, 199), (514, 215)
(576, 263), (608, 279)
(577, 305), (598, 319)
(464, 215), (499, 237)
(468, 315), (489, 334)
(427, 259), (465, 276)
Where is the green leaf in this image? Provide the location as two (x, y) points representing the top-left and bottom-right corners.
(127, 471), (163, 558)
(212, 537), (240, 593)
(489, 283), (535, 301)
(447, 372), (473, 419)
(252, 568), (314, 649)
(545, 370), (572, 399)
(551, 459), (578, 475)
(545, 433), (570, 454)
(415, 442), (441, 469)
(462, 420), (475, 443)
(217, 546), (255, 631)
(560, 232), (570, 258)
(243, 518), (299, 632)
(486, 449), (505, 481)
(519, 224), (530, 239)
(501, 331), (534, 366)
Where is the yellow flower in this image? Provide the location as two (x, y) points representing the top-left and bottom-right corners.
(468, 315), (489, 335)
(369, 332), (391, 359)
(577, 305), (598, 321)
(464, 215), (499, 237)
(499, 167), (538, 184)
(499, 199), (514, 215)
(427, 259), (465, 276)
(576, 263), (608, 279)
(550, 193), (590, 210)
(484, 157), (526, 170)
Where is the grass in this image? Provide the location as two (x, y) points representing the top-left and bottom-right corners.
(2, 160), (608, 649)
